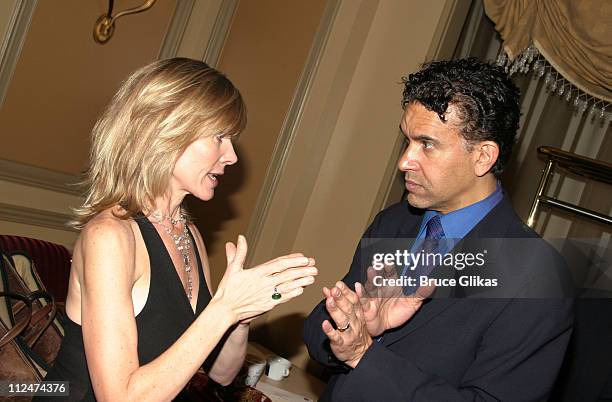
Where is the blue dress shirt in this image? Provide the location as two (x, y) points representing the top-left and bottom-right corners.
(400, 181), (504, 278)
(379, 182), (505, 342)
(414, 181), (504, 253)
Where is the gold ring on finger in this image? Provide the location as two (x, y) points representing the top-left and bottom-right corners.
(337, 321), (350, 332)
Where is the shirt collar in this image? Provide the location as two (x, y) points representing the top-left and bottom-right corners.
(417, 181), (504, 240)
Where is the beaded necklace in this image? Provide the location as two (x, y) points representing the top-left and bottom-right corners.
(152, 210), (193, 300)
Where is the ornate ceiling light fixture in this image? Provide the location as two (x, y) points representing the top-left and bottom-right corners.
(94, 0), (157, 44)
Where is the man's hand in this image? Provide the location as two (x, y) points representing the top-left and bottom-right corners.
(358, 265), (435, 337)
(321, 281), (372, 368)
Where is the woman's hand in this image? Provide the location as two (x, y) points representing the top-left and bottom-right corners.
(212, 235), (317, 323)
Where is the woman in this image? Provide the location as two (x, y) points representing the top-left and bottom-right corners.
(38, 58), (317, 401)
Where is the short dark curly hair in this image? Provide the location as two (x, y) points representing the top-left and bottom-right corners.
(402, 58), (521, 176)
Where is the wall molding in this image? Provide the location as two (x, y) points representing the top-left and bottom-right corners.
(0, 202), (76, 232)
(370, 0), (473, 220)
(244, 0), (341, 263)
(0, 158), (82, 196)
(426, 0), (471, 62)
(202, 0), (239, 67)
(163, 0), (237, 66)
(157, 0), (195, 60)
(456, 0), (485, 58)
(0, 0), (37, 108)
(367, 131), (406, 223)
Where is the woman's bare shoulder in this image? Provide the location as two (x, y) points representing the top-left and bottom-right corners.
(79, 207), (138, 257)
(68, 207), (141, 319)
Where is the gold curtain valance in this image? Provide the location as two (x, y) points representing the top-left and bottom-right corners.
(483, 0), (611, 103)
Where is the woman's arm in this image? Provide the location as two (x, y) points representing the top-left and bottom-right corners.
(80, 218), (236, 401)
(190, 226), (248, 385)
(206, 323), (249, 385)
(191, 226), (315, 386)
(80, 218), (317, 401)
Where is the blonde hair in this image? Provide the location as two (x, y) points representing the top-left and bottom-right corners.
(71, 58), (246, 229)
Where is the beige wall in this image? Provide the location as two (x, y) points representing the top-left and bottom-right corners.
(244, 0), (455, 372)
(0, 219), (78, 250)
(0, 0), (176, 175)
(0, 174), (79, 249)
(0, 0), (177, 248)
(188, 0), (328, 287)
(0, 1), (18, 38)
(0, 0), (462, 382)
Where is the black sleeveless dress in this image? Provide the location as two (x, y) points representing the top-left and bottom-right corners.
(36, 215), (212, 401)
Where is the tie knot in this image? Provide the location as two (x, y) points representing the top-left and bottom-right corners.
(425, 215), (445, 240)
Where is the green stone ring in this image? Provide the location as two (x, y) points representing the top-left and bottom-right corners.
(272, 287), (282, 300)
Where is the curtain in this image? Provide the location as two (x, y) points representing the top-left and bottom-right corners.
(483, 0), (611, 103)
(454, 4), (612, 397)
(453, 1), (611, 287)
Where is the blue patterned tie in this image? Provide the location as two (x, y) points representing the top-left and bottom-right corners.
(376, 216), (446, 343)
(423, 214), (445, 252)
(403, 215), (445, 294)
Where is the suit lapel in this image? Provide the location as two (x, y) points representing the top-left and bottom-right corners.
(377, 204), (459, 345)
(383, 298), (459, 346)
(380, 196), (518, 346)
(397, 203), (423, 239)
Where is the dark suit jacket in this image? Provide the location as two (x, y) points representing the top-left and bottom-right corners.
(551, 298), (612, 401)
(303, 196), (574, 401)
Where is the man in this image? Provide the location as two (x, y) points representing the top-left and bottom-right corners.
(303, 58), (573, 401)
